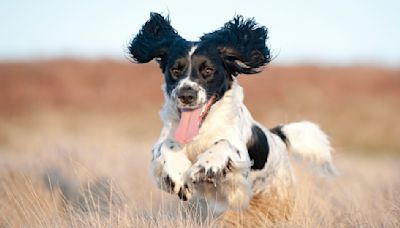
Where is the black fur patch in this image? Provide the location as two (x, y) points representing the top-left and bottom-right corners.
(129, 13), (271, 103)
(270, 125), (289, 145)
(247, 125), (269, 170)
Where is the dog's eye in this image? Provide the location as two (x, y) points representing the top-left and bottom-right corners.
(201, 67), (215, 80)
(170, 67), (182, 79)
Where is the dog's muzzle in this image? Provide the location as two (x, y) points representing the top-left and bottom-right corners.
(176, 86), (198, 107)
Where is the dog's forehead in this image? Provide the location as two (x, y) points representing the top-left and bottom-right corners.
(191, 42), (219, 56)
(189, 45), (223, 67)
(166, 40), (222, 69)
(167, 43), (191, 62)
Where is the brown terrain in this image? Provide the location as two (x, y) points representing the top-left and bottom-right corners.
(0, 60), (399, 227)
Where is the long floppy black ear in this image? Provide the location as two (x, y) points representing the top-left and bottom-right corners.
(200, 16), (271, 76)
(128, 13), (183, 67)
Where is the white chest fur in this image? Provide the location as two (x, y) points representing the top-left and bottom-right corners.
(160, 80), (253, 162)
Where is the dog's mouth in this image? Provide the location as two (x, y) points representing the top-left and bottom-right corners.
(174, 96), (216, 144)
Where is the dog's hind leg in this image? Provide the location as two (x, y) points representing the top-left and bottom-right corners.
(217, 186), (295, 227)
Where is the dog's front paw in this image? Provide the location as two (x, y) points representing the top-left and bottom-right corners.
(158, 173), (180, 194)
(189, 158), (233, 185)
(188, 148), (234, 186)
(177, 183), (192, 201)
(159, 170), (193, 201)
(152, 140), (192, 197)
(159, 174), (192, 202)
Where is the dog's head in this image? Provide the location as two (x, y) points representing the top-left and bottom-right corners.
(129, 13), (271, 143)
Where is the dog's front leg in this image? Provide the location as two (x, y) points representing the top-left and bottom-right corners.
(186, 139), (252, 209)
(151, 139), (192, 200)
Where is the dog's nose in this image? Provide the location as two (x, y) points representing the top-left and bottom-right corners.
(177, 87), (198, 105)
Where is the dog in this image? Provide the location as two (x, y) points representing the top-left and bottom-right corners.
(128, 13), (337, 224)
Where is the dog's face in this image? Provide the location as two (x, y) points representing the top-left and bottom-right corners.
(129, 13), (271, 143)
(164, 43), (232, 110)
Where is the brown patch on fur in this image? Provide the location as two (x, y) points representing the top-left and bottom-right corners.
(216, 187), (295, 227)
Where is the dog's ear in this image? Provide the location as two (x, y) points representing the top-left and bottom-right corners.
(201, 16), (271, 76)
(128, 13), (183, 68)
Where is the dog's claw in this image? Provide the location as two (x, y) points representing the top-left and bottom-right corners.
(178, 188), (186, 200)
(189, 159), (231, 186)
(207, 169), (215, 178)
(177, 185), (192, 201)
(162, 175), (176, 193)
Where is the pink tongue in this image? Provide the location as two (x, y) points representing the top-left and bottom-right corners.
(175, 107), (203, 144)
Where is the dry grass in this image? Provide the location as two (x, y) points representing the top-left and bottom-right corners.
(0, 112), (399, 227)
(0, 60), (399, 227)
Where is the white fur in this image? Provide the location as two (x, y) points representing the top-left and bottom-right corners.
(282, 121), (338, 176)
(188, 45), (197, 57)
(151, 139), (192, 194)
(151, 78), (336, 215)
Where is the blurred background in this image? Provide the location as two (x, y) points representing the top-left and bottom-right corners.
(0, 0), (399, 226)
(1, 0), (399, 153)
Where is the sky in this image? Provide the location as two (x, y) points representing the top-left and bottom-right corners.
(1, 0), (400, 66)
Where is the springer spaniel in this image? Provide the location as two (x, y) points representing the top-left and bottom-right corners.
(128, 13), (337, 223)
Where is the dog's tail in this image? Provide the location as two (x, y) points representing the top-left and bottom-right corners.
(272, 121), (338, 176)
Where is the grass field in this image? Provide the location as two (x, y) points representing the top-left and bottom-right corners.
(0, 60), (399, 227)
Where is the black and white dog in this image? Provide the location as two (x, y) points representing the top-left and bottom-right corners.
(129, 13), (336, 220)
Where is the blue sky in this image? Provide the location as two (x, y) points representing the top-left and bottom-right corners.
(1, 0), (399, 66)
